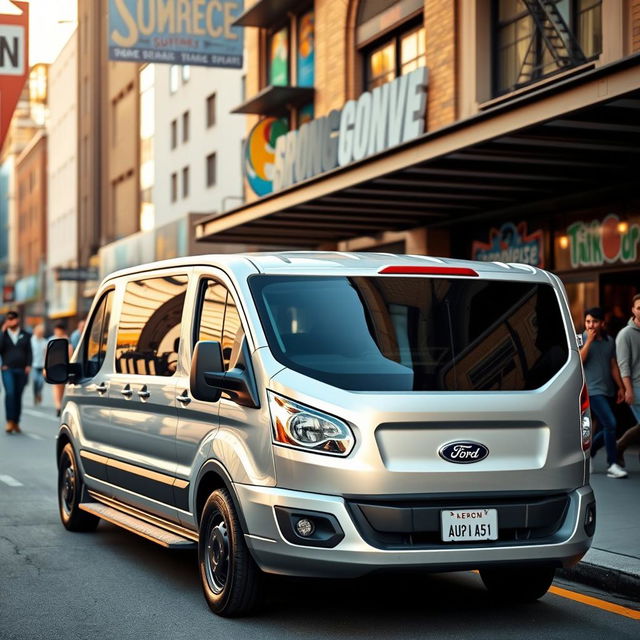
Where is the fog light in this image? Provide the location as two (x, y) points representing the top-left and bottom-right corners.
(584, 501), (596, 537)
(295, 518), (315, 537)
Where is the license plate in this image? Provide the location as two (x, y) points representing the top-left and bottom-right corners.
(441, 508), (498, 542)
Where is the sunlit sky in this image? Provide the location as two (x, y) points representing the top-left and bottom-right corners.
(0, 0), (78, 65)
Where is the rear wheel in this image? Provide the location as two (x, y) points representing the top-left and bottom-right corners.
(198, 488), (262, 617)
(480, 565), (555, 602)
(58, 443), (100, 532)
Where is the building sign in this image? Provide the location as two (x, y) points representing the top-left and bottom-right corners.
(56, 267), (100, 281)
(0, 0), (28, 148)
(263, 66), (428, 194)
(565, 214), (640, 268)
(472, 222), (544, 267)
(245, 117), (289, 196)
(2, 284), (14, 303)
(108, 0), (243, 68)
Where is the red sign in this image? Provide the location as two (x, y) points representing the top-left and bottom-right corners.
(0, 1), (29, 149)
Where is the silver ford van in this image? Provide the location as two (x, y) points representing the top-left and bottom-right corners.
(46, 252), (595, 617)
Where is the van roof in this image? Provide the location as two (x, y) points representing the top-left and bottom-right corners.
(103, 251), (542, 281)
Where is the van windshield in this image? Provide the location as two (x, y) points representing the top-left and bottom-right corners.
(249, 275), (569, 392)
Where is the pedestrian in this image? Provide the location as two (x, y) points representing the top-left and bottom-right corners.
(580, 307), (627, 478)
(30, 324), (47, 405)
(50, 322), (72, 418)
(69, 317), (85, 351)
(616, 293), (640, 464)
(0, 311), (32, 434)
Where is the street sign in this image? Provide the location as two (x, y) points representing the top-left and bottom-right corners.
(55, 267), (100, 282)
(0, 0), (28, 149)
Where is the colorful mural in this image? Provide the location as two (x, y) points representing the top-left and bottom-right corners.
(244, 118), (289, 196)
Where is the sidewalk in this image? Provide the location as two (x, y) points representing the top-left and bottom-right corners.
(559, 445), (640, 599)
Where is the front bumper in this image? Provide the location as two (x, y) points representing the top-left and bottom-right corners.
(236, 483), (594, 578)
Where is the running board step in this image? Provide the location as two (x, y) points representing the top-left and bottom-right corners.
(79, 502), (197, 550)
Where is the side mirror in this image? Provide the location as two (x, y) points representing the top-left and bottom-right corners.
(190, 341), (223, 402)
(190, 339), (260, 408)
(45, 338), (70, 384)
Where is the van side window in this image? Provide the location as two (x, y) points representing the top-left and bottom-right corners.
(116, 275), (188, 377)
(195, 279), (244, 371)
(196, 279), (227, 346)
(222, 294), (243, 371)
(84, 290), (113, 378)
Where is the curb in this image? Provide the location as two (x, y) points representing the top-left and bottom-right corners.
(558, 553), (640, 601)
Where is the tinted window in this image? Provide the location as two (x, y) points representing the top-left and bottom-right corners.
(84, 291), (113, 378)
(195, 279), (245, 372)
(116, 275), (188, 376)
(249, 276), (569, 392)
(222, 294), (243, 371)
(196, 279), (226, 345)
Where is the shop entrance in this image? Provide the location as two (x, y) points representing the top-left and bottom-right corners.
(599, 268), (640, 433)
(600, 269), (640, 339)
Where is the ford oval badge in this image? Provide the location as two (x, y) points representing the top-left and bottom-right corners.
(438, 441), (489, 464)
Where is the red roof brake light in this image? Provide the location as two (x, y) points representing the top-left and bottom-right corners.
(379, 266), (479, 277)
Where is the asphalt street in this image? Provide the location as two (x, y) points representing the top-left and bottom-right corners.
(1, 393), (638, 640)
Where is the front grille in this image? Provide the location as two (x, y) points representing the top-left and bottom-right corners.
(346, 493), (570, 550)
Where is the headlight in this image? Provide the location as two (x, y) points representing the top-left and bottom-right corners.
(268, 392), (355, 456)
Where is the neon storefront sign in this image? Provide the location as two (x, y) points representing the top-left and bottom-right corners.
(472, 222), (544, 267)
(566, 214), (640, 268)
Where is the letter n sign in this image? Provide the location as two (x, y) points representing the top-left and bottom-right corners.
(0, 1), (29, 149)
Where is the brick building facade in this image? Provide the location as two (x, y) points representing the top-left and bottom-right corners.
(197, 0), (640, 327)
(15, 131), (47, 321)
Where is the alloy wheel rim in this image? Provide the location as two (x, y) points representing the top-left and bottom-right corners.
(61, 461), (76, 516)
(205, 515), (229, 595)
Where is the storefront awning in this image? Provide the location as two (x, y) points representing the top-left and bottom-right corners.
(232, 0), (301, 28)
(231, 85), (315, 117)
(196, 56), (640, 248)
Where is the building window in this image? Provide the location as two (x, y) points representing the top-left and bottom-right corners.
(169, 65), (180, 93)
(206, 93), (216, 128)
(268, 26), (290, 86)
(494, 0), (602, 96)
(182, 166), (189, 198)
(363, 22), (425, 91)
(297, 10), (315, 87)
(171, 172), (177, 202)
(171, 119), (177, 149)
(206, 153), (217, 187)
(265, 10), (315, 89)
(181, 65), (191, 83)
(182, 111), (190, 143)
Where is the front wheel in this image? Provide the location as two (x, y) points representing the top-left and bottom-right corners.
(198, 488), (263, 617)
(480, 565), (555, 602)
(58, 443), (100, 532)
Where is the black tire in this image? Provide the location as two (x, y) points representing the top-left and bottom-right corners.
(198, 488), (262, 617)
(480, 565), (555, 602)
(58, 443), (100, 532)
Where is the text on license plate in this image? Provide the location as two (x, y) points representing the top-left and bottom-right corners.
(441, 508), (498, 542)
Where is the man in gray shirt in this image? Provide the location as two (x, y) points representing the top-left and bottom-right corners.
(581, 307), (626, 478)
(616, 293), (640, 463)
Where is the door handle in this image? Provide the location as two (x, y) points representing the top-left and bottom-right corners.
(137, 385), (150, 400)
(95, 382), (107, 395)
(121, 384), (133, 398)
(177, 390), (191, 406)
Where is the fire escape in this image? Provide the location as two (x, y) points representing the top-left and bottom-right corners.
(517, 0), (587, 89)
